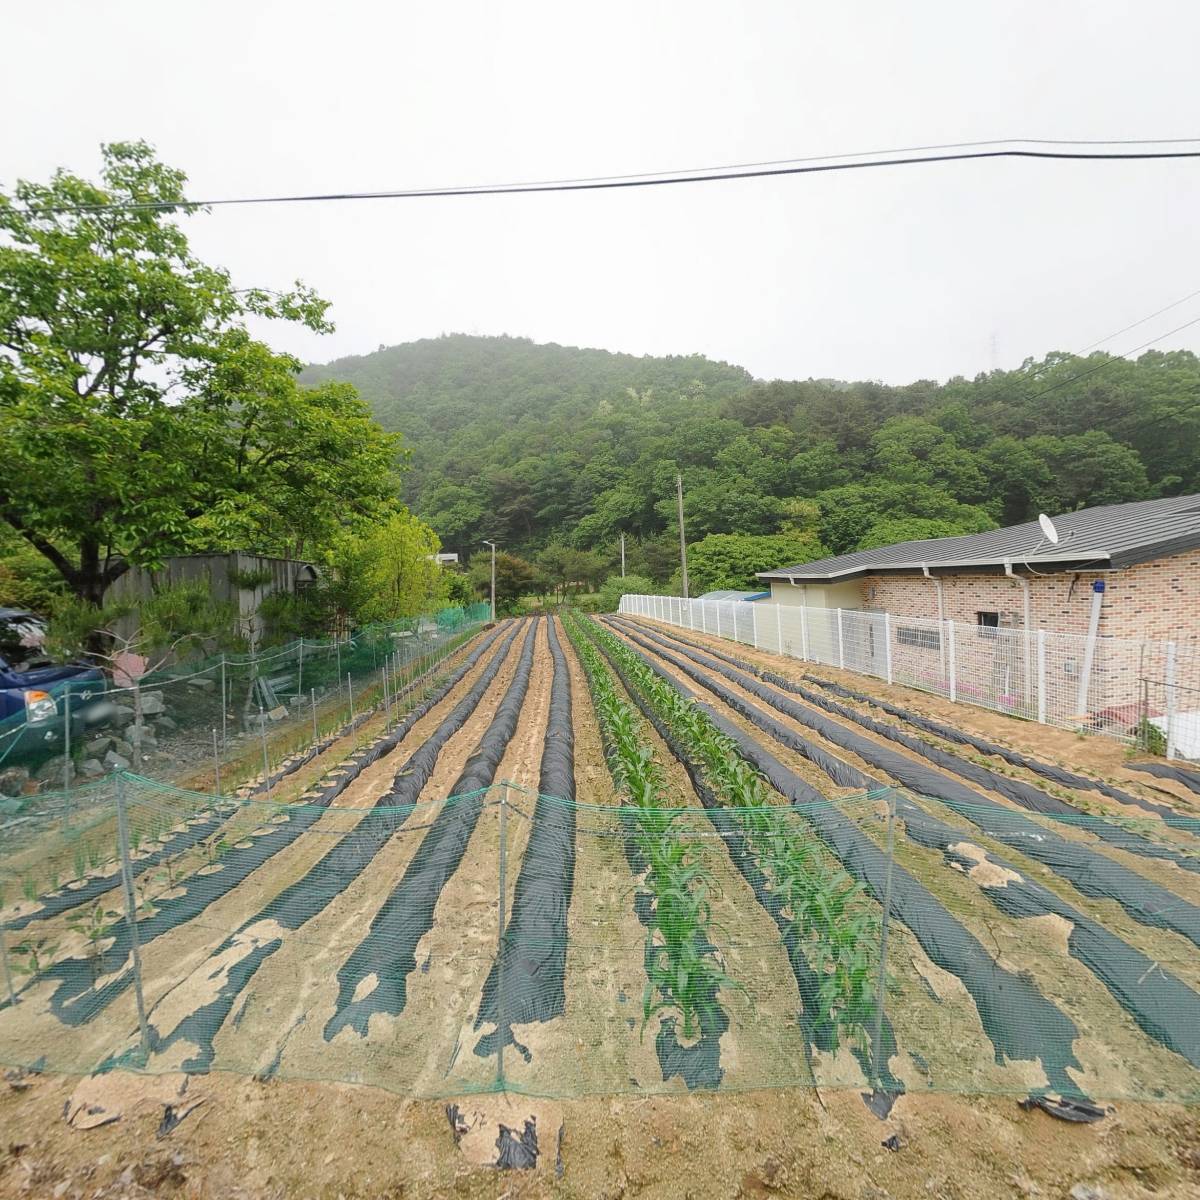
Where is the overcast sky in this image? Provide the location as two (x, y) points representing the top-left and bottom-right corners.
(6, 1), (1200, 384)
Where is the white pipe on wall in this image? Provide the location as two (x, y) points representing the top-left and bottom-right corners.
(1075, 580), (1105, 717)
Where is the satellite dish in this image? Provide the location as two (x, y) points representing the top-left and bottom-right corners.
(1038, 513), (1060, 545)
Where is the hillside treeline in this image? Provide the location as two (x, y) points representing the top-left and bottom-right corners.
(303, 334), (1198, 584)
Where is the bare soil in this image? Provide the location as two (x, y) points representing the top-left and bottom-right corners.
(1, 1068), (1198, 1199)
(2, 616), (1198, 1199)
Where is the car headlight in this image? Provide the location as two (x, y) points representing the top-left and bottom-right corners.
(25, 690), (57, 723)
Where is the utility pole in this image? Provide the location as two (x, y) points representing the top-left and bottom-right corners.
(676, 473), (689, 599)
(619, 532), (626, 578)
(483, 540), (497, 621)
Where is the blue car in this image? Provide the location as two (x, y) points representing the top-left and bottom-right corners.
(0, 608), (109, 761)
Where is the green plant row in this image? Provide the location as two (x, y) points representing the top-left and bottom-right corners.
(580, 617), (881, 1053)
(562, 611), (739, 1042)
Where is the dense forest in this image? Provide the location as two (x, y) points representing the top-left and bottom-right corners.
(302, 334), (1200, 588)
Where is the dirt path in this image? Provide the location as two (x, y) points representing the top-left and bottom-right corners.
(3, 1064), (1199, 1198)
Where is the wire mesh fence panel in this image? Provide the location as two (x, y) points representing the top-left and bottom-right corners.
(1, 778), (1200, 1101)
(619, 595), (1200, 761)
(0, 603), (490, 814)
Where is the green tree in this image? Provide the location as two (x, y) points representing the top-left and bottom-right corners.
(596, 573), (656, 612)
(816, 482), (995, 555)
(855, 517), (991, 550)
(536, 543), (609, 601)
(1026, 431), (1150, 512)
(679, 532), (830, 593)
(469, 551), (540, 613)
(327, 512), (447, 625)
(0, 142), (399, 605)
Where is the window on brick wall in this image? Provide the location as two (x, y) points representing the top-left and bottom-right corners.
(896, 625), (941, 650)
(976, 610), (999, 639)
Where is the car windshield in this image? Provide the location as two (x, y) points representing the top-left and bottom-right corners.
(0, 615), (51, 672)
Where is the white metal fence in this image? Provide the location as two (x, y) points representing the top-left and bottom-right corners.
(618, 594), (1200, 761)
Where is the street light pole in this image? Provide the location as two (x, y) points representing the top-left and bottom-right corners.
(483, 540), (497, 621)
(620, 532), (626, 578)
(676, 473), (689, 599)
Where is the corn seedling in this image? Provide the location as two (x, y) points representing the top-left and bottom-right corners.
(581, 617), (883, 1052)
(565, 612), (740, 1042)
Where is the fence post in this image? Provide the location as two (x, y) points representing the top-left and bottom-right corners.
(1166, 641), (1178, 760)
(701, 602), (708, 634)
(871, 788), (897, 1090)
(297, 639), (304, 698)
(219, 655), (228, 751)
(0, 919), (15, 1007)
(496, 782), (509, 1088)
(62, 680), (73, 807)
(836, 609), (845, 670)
(1036, 630), (1047, 724)
(211, 728), (221, 799)
(883, 613), (893, 686)
(311, 688), (318, 744)
(347, 673), (355, 725)
(775, 604), (783, 655)
(258, 706), (270, 792)
(752, 604), (759, 650)
(946, 621), (957, 703)
(115, 775), (151, 1059)
(688, 600), (695, 630)
(799, 604), (808, 662)
(716, 603), (723, 639)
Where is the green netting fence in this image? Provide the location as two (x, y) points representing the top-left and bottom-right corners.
(0, 602), (490, 805)
(1, 771), (1197, 1104)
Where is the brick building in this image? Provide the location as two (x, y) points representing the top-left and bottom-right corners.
(757, 494), (1200, 644)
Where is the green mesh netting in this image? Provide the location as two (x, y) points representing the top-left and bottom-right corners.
(1, 775), (1197, 1104)
(0, 603), (490, 790)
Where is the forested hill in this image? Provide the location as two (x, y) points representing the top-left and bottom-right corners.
(302, 333), (1200, 583)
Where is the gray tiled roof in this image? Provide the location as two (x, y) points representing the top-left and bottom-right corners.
(758, 494), (1200, 582)
(697, 589), (771, 602)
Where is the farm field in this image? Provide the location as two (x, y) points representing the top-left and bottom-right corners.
(1, 613), (1199, 1198)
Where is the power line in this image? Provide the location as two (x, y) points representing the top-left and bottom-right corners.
(1024, 313), (1200, 401)
(1078, 286), (1200, 352)
(37, 138), (1200, 215)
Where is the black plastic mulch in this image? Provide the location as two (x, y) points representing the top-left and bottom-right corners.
(1130, 761), (1200, 798)
(144, 622), (522, 1070)
(34, 625), (513, 1029)
(7, 630), (491, 934)
(617, 620), (1200, 953)
(606, 622), (1086, 1099)
(804, 675), (1200, 839)
(474, 618), (577, 1061)
(323, 619), (539, 1040)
